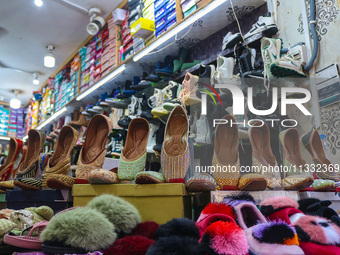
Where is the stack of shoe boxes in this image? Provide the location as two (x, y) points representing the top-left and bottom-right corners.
(30, 101), (39, 129)
(102, 17), (116, 77)
(155, 0), (177, 37)
(8, 108), (26, 138)
(39, 85), (53, 123)
(84, 40), (96, 90)
(79, 46), (87, 93)
(70, 54), (80, 99)
(121, 11), (134, 62)
(94, 31), (104, 84)
(181, 0), (197, 18)
(0, 106), (9, 136)
(53, 66), (71, 112)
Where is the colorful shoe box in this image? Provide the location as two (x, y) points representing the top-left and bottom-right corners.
(143, 0), (154, 9)
(184, 4), (197, 17)
(143, 3), (155, 20)
(181, 0), (196, 13)
(155, 0), (168, 12)
(131, 18), (155, 38)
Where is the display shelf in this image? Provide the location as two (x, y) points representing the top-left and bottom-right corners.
(29, 0), (266, 132)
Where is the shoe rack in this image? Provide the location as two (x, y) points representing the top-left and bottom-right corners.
(20, 0), (266, 135)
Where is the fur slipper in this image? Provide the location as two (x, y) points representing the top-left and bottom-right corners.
(146, 236), (202, 255)
(200, 220), (249, 255)
(40, 208), (117, 252)
(131, 221), (160, 239)
(224, 192), (304, 255)
(104, 235), (154, 255)
(153, 218), (199, 240)
(86, 194), (141, 235)
(260, 196), (340, 255)
(195, 202), (237, 237)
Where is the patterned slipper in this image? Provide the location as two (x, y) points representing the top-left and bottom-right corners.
(14, 178), (42, 190)
(88, 169), (118, 184)
(135, 171), (165, 184)
(46, 174), (76, 189)
(186, 173), (217, 192)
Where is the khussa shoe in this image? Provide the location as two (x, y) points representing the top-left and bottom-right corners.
(161, 106), (189, 183)
(240, 121), (280, 190)
(0, 137), (23, 182)
(280, 128), (314, 190)
(14, 153), (50, 190)
(135, 171), (165, 184)
(212, 115), (241, 190)
(15, 129), (45, 180)
(43, 125), (79, 189)
(186, 173), (217, 192)
(75, 114), (113, 184)
(118, 118), (150, 180)
(301, 129), (339, 181)
(0, 145), (27, 191)
(88, 168), (118, 184)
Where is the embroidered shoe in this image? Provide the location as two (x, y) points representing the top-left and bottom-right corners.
(0, 138), (23, 182)
(161, 106), (190, 183)
(118, 118), (150, 180)
(75, 114), (113, 184)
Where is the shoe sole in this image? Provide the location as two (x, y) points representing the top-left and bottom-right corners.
(14, 180), (41, 190)
(135, 175), (163, 184)
(46, 178), (73, 190)
(186, 182), (216, 192)
(284, 178), (314, 190)
(271, 64), (306, 78)
(245, 25), (278, 39)
(240, 179), (267, 191)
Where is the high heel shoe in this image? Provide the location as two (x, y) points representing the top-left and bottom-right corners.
(118, 118), (150, 180)
(75, 114), (113, 184)
(0, 138), (23, 182)
(161, 105), (190, 183)
(42, 125), (78, 189)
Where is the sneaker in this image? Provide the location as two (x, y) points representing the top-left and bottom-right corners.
(148, 89), (164, 108)
(147, 62), (163, 82)
(261, 37), (282, 80)
(156, 55), (173, 77)
(162, 82), (181, 111)
(153, 122), (165, 152)
(178, 72), (201, 106)
(271, 44), (307, 77)
(122, 80), (136, 96)
(118, 117), (132, 129)
(112, 133), (124, 157)
(195, 114), (212, 144)
(103, 87), (121, 105)
(215, 56), (235, 84)
(128, 95), (138, 116)
(222, 32), (242, 50)
(151, 107), (169, 117)
(237, 46), (257, 77)
(147, 123), (159, 153)
(81, 104), (94, 116)
(198, 65), (215, 87)
(140, 95), (154, 120)
(244, 12), (278, 39)
(110, 98), (131, 109)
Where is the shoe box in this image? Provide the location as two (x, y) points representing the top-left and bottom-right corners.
(73, 183), (192, 224)
(0, 107), (10, 136)
(143, 2), (155, 20)
(112, 8), (127, 25)
(181, 0), (197, 17)
(154, 0), (177, 37)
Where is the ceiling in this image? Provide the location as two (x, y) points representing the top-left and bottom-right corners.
(0, 0), (121, 106)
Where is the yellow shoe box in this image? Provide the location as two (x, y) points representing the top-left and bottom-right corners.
(73, 183), (192, 224)
(131, 17), (155, 38)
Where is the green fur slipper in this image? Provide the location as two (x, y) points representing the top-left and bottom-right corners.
(40, 208), (116, 252)
(86, 194), (141, 234)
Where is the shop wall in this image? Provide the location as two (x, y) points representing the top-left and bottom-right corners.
(274, 0), (340, 164)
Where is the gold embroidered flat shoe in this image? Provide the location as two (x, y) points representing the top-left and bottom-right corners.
(161, 105), (190, 183)
(76, 114), (113, 184)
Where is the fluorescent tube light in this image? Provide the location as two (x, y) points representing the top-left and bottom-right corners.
(76, 64), (126, 101)
(36, 107), (67, 130)
(0, 136), (10, 141)
(133, 0), (227, 62)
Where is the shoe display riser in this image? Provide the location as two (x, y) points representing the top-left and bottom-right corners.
(6, 189), (73, 213)
(73, 183), (191, 224)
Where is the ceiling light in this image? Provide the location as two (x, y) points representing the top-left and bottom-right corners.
(10, 90), (21, 109)
(44, 45), (55, 68)
(76, 64), (126, 101)
(87, 8), (105, 35)
(34, 0), (43, 7)
(133, 0), (227, 62)
(33, 72), (40, 85)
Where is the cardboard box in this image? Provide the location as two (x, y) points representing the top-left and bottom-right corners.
(131, 18), (155, 38)
(73, 183), (192, 224)
(112, 8), (127, 25)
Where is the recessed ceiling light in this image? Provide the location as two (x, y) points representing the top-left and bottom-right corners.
(34, 0), (43, 7)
